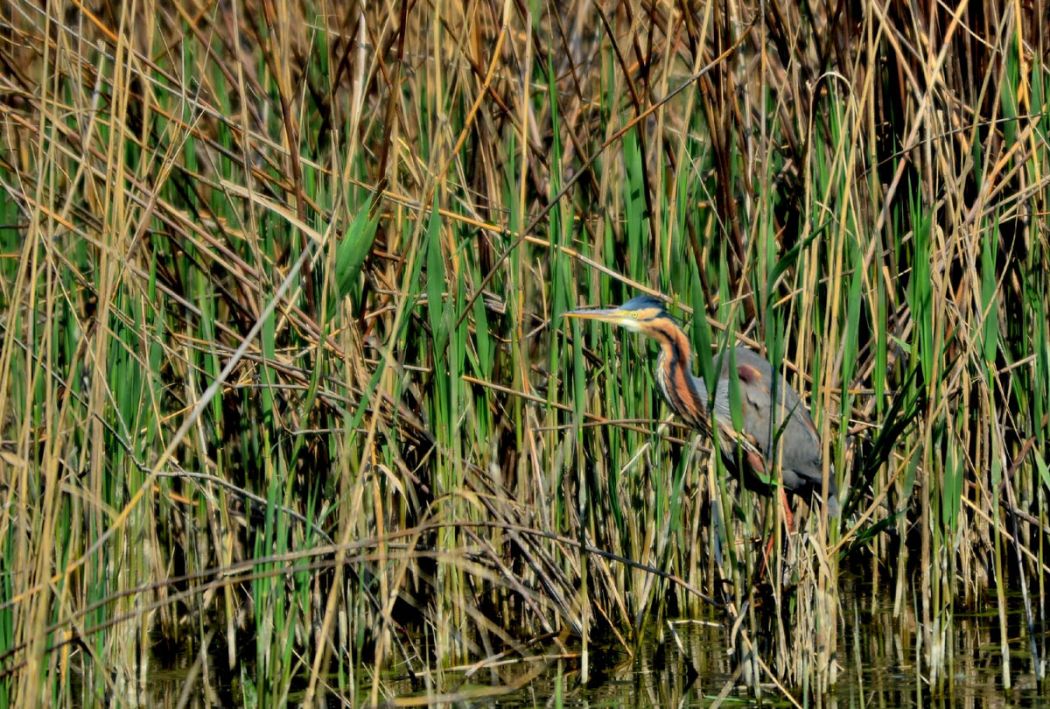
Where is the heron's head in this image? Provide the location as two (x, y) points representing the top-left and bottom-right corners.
(563, 295), (674, 335)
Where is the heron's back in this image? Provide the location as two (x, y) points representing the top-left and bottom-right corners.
(701, 347), (838, 514)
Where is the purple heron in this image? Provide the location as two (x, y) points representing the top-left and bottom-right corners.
(565, 295), (839, 522)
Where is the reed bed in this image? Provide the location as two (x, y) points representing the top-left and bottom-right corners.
(0, 0), (1048, 705)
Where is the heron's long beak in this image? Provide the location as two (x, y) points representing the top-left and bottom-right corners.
(562, 306), (629, 322)
(563, 306), (645, 331)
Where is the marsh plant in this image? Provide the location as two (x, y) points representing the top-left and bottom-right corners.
(0, 0), (1047, 705)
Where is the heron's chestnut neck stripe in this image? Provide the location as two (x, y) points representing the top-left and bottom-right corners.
(646, 318), (706, 425)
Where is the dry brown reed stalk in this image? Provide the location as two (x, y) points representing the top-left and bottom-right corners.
(1, 0), (1048, 704)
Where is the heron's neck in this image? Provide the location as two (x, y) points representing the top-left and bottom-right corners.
(648, 320), (708, 424)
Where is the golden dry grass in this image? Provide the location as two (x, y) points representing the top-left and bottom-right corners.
(1, 0), (1048, 704)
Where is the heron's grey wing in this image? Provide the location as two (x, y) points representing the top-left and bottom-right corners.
(773, 381), (839, 512)
(689, 375), (710, 414)
(724, 347), (789, 446)
(732, 350), (838, 510)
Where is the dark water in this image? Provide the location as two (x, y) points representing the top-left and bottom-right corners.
(495, 593), (1045, 707)
(376, 583), (1046, 707)
(145, 581), (1046, 707)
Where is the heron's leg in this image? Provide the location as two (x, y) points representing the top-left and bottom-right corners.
(779, 488), (795, 533)
(758, 534), (781, 584)
(758, 489), (795, 582)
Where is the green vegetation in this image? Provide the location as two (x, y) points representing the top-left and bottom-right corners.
(0, 1), (1047, 705)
